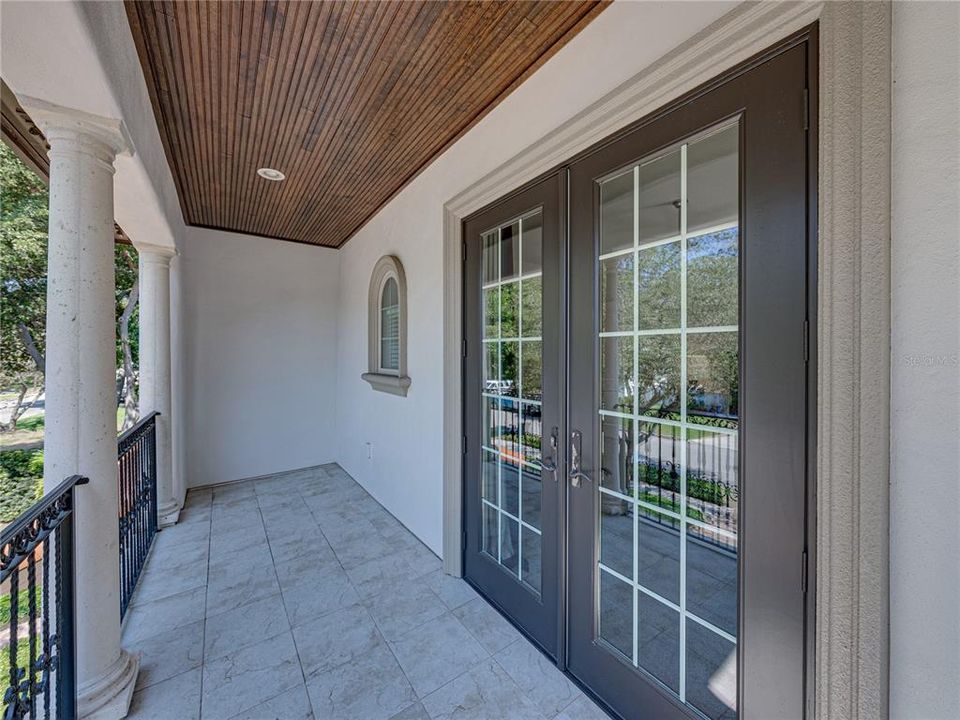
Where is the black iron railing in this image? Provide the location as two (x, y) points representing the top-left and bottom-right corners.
(1, 474), (86, 720)
(117, 412), (159, 619)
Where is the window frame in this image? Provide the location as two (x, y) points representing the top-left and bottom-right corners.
(362, 255), (411, 396)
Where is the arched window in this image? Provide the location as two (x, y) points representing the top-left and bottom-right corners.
(362, 255), (410, 395)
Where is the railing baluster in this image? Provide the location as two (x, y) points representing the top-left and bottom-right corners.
(1, 475), (85, 720)
(117, 412), (160, 619)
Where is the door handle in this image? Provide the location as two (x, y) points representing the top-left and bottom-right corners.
(540, 427), (559, 480)
(569, 430), (592, 487)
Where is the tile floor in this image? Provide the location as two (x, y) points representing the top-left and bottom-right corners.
(122, 464), (609, 720)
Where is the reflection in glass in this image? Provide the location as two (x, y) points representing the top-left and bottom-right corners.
(686, 524), (737, 636)
(482, 230), (499, 284)
(688, 228), (738, 328)
(687, 124), (738, 236)
(637, 421), (682, 509)
(501, 342), (519, 398)
(600, 336), (634, 415)
(637, 595), (680, 693)
(483, 396), (500, 449)
(599, 570), (633, 661)
(521, 275), (542, 337)
(521, 527), (542, 595)
(482, 502), (498, 558)
(600, 169), (634, 255)
(521, 342), (542, 402)
(637, 335), (680, 416)
(686, 332), (738, 423)
(600, 415), (633, 500)
(521, 464), (542, 529)
(638, 150), (681, 244)
(521, 403), (542, 465)
(593, 121), (740, 716)
(500, 518), (520, 574)
(637, 507), (681, 604)
(686, 429), (738, 534)
(479, 210), (545, 595)
(501, 282), (519, 338)
(637, 242), (681, 330)
(600, 508), (633, 580)
(483, 288), (499, 339)
(500, 221), (520, 281)
(601, 254), (634, 333)
(521, 211), (543, 275)
(483, 343), (499, 394)
(686, 620), (737, 720)
(501, 463), (520, 518)
(482, 450), (498, 504)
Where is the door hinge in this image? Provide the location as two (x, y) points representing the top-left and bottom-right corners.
(461, 435), (467, 455)
(801, 549), (808, 594)
(462, 338), (467, 358)
(803, 87), (810, 131)
(462, 241), (467, 264)
(803, 320), (809, 363)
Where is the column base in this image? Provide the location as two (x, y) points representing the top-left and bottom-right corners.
(78, 649), (139, 720)
(157, 497), (181, 528)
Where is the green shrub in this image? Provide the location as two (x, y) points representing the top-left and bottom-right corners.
(0, 449), (44, 522)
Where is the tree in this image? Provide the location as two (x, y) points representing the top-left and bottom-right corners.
(0, 143), (47, 432)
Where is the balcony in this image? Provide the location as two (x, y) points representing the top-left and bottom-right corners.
(121, 465), (606, 720)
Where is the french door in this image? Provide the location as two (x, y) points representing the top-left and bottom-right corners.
(463, 174), (564, 657)
(464, 33), (813, 720)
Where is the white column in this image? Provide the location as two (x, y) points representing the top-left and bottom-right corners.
(23, 98), (139, 720)
(138, 244), (178, 526)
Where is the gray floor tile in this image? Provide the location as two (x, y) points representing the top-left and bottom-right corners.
(128, 668), (201, 720)
(130, 619), (204, 691)
(282, 566), (359, 627)
(424, 569), (479, 610)
(201, 631), (302, 720)
(204, 592), (290, 660)
(553, 695), (613, 720)
(389, 702), (430, 720)
(226, 684), (313, 720)
(294, 603), (383, 678)
(365, 580), (448, 641)
(389, 612), (488, 697)
(304, 640), (417, 720)
(205, 555), (281, 616)
(453, 597), (523, 655)
(421, 659), (546, 720)
(123, 585), (206, 644)
(494, 639), (581, 718)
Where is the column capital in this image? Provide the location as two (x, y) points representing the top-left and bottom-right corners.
(135, 242), (178, 263)
(17, 95), (131, 160)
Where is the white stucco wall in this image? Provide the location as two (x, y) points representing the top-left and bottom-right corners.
(181, 228), (341, 486)
(890, 3), (960, 719)
(334, 1), (738, 556)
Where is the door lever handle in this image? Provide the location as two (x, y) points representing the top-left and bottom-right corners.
(540, 427), (559, 480)
(569, 430), (592, 487)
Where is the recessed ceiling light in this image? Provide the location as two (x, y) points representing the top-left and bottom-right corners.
(257, 167), (286, 181)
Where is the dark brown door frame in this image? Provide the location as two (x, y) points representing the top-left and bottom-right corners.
(461, 24), (818, 720)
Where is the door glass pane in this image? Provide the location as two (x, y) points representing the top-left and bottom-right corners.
(478, 210), (544, 596)
(595, 121), (739, 718)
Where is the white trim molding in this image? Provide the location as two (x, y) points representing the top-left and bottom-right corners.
(362, 254), (411, 396)
(442, 1), (891, 717)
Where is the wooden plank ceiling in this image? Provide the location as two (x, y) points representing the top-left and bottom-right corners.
(125, 0), (607, 248)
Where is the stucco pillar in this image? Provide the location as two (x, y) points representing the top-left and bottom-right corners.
(138, 244), (178, 526)
(23, 98), (139, 720)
